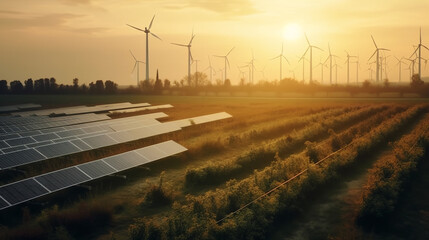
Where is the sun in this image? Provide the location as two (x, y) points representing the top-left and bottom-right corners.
(283, 23), (303, 41)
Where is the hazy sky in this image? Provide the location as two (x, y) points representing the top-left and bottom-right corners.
(0, 0), (428, 86)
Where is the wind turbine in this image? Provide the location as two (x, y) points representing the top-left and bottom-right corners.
(404, 58), (416, 76)
(303, 33), (323, 84)
(324, 44), (339, 85)
(129, 50), (145, 87)
(314, 57), (327, 84)
(410, 28), (429, 81)
(333, 62), (342, 84)
(345, 51), (357, 84)
(204, 56), (216, 83)
(171, 31), (196, 86)
(352, 56), (360, 84)
(214, 47), (235, 83)
(245, 50), (256, 84)
(368, 35), (390, 83)
(271, 43), (290, 80)
(127, 15), (162, 82)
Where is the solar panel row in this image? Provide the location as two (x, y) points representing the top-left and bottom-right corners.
(0, 140), (187, 210)
(13, 102), (150, 117)
(167, 112), (233, 128)
(0, 104), (41, 113)
(0, 121), (181, 169)
(0, 114), (166, 151)
(108, 104), (174, 114)
(0, 113), (110, 134)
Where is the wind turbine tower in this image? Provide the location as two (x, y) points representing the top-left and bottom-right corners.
(324, 44), (339, 85)
(303, 34), (323, 84)
(271, 43), (290, 81)
(345, 51), (357, 84)
(411, 28), (429, 80)
(369, 35), (390, 83)
(171, 31), (196, 86)
(127, 15), (162, 82)
(214, 47), (235, 83)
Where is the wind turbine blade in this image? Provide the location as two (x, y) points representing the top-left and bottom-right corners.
(270, 55), (281, 60)
(126, 24), (145, 32)
(394, 56), (400, 61)
(227, 47), (235, 56)
(324, 56), (329, 64)
(305, 33), (310, 45)
(328, 43), (331, 55)
(190, 50), (194, 63)
(171, 43), (188, 47)
(379, 48), (390, 51)
(422, 44), (429, 51)
(129, 50), (137, 61)
(368, 50), (377, 61)
(410, 47), (419, 58)
(138, 61), (146, 64)
(132, 62), (137, 73)
(208, 55), (212, 66)
(283, 56), (290, 65)
(150, 32), (162, 41)
(189, 34), (195, 45)
(314, 46), (323, 51)
(148, 15), (155, 30)
(371, 35), (378, 48)
(213, 55), (224, 58)
(302, 47), (309, 58)
(226, 58), (230, 69)
(281, 42), (284, 54)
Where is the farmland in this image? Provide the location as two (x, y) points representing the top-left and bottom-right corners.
(0, 95), (429, 240)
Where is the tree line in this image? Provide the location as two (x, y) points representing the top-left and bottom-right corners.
(0, 78), (118, 95)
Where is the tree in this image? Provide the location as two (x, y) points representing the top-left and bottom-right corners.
(362, 80), (371, 88)
(89, 82), (96, 93)
(0, 80), (8, 94)
(411, 74), (424, 88)
(95, 80), (104, 93)
(24, 78), (33, 93)
(224, 79), (231, 87)
(105, 80), (118, 94)
(164, 79), (171, 89)
(383, 79), (390, 88)
(154, 70), (163, 92)
(49, 77), (57, 92)
(44, 78), (50, 93)
(34, 79), (44, 93)
(10, 80), (24, 94)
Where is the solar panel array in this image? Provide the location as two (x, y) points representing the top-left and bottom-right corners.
(13, 102), (150, 117)
(0, 114), (175, 169)
(0, 104), (41, 113)
(109, 104), (174, 114)
(167, 112), (233, 128)
(0, 113), (111, 134)
(0, 101), (232, 211)
(0, 140), (187, 210)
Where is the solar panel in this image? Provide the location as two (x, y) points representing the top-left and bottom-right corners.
(2, 145), (28, 154)
(0, 140), (187, 210)
(56, 129), (86, 138)
(0, 134), (20, 141)
(70, 139), (92, 151)
(0, 179), (49, 205)
(35, 141), (81, 158)
(77, 161), (116, 178)
(26, 141), (53, 148)
(35, 167), (91, 192)
(0, 149), (45, 169)
(32, 133), (60, 142)
(5, 137), (36, 147)
(81, 135), (118, 149)
(103, 151), (147, 171)
(0, 141), (8, 149)
(135, 146), (166, 162)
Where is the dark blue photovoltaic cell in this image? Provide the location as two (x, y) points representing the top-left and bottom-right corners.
(103, 151), (146, 171)
(0, 179), (49, 205)
(0, 149), (46, 169)
(35, 141), (81, 158)
(0, 141), (8, 149)
(0, 197), (9, 209)
(35, 167), (91, 191)
(2, 145), (27, 153)
(33, 133), (59, 142)
(5, 137), (36, 147)
(78, 161), (116, 178)
(82, 135), (117, 149)
(56, 129), (86, 138)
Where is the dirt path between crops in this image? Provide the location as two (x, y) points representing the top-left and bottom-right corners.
(269, 112), (427, 240)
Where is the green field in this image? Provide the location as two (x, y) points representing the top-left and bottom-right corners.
(1, 95), (429, 240)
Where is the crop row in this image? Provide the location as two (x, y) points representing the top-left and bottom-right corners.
(357, 113), (429, 226)
(184, 104), (392, 188)
(128, 104), (426, 240)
